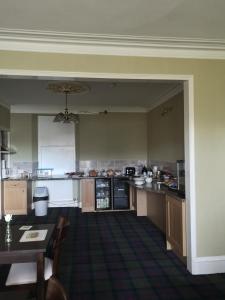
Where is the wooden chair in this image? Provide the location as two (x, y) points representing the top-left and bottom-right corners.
(46, 276), (68, 300)
(50, 216), (70, 275)
(5, 216), (69, 286)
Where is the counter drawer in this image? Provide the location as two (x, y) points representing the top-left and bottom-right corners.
(4, 180), (27, 189)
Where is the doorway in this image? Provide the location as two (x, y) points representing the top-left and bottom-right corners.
(0, 69), (195, 274)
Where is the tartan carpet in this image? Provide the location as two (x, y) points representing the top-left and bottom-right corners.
(1, 208), (225, 299)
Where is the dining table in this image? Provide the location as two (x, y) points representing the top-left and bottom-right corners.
(0, 223), (55, 300)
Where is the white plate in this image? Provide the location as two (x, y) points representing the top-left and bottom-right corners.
(20, 229), (48, 242)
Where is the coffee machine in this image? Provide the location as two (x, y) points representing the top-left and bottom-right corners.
(125, 167), (135, 176)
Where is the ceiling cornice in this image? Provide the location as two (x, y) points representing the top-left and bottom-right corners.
(0, 99), (10, 109)
(10, 105), (147, 114)
(0, 28), (225, 59)
(147, 84), (183, 112)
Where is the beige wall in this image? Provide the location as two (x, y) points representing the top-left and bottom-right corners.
(0, 104), (10, 130)
(1, 50), (225, 257)
(10, 113), (37, 163)
(10, 112), (147, 162)
(79, 113), (147, 160)
(147, 92), (184, 162)
(31, 114), (38, 162)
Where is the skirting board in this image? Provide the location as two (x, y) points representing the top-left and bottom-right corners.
(191, 256), (225, 275)
(48, 200), (76, 207)
(32, 199), (77, 208)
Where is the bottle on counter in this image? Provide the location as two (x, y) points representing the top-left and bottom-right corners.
(145, 167), (153, 183)
(142, 166), (148, 177)
(157, 170), (161, 181)
(152, 166), (158, 179)
(147, 171), (153, 177)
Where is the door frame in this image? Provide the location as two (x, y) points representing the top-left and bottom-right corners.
(0, 69), (196, 273)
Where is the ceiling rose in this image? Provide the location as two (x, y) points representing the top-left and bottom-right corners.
(47, 81), (90, 124)
(47, 81), (90, 94)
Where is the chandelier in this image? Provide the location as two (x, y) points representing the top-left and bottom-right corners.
(53, 90), (79, 123)
(47, 82), (90, 124)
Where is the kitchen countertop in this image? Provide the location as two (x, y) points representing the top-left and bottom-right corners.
(3, 176), (85, 181)
(3, 177), (185, 201)
(3, 175), (129, 181)
(128, 180), (185, 201)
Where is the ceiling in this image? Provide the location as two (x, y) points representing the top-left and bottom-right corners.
(0, 77), (183, 113)
(0, 0), (225, 40)
(0, 0), (225, 59)
(1, 0), (219, 113)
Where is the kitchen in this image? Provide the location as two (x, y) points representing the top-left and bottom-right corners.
(0, 78), (185, 260)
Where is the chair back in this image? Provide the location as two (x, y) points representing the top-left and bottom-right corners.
(52, 216), (70, 276)
(46, 276), (68, 300)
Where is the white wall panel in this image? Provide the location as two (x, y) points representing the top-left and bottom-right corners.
(38, 116), (75, 175)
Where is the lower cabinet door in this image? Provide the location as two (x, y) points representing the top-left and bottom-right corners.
(81, 179), (95, 212)
(4, 181), (28, 215)
(166, 195), (186, 258)
(113, 197), (129, 209)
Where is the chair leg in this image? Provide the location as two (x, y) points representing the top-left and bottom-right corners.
(36, 253), (45, 300)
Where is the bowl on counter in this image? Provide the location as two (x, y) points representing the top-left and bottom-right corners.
(145, 177), (152, 183)
(133, 176), (145, 185)
(89, 170), (98, 177)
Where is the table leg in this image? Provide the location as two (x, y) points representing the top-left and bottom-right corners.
(36, 253), (45, 300)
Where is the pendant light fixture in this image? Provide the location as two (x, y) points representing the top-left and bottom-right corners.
(47, 81), (90, 124)
(53, 90), (79, 123)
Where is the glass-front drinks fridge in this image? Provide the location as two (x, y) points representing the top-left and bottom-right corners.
(95, 178), (111, 210)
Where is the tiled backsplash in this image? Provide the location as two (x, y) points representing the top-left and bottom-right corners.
(10, 160), (177, 177)
(10, 159), (148, 176)
(79, 160), (147, 174)
(10, 161), (38, 176)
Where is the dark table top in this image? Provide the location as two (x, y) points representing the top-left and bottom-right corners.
(0, 223), (55, 262)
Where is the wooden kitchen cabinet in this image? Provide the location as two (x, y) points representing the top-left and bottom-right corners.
(147, 192), (166, 234)
(136, 189), (148, 216)
(129, 185), (137, 210)
(166, 195), (186, 259)
(80, 179), (95, 212)
(3, 180), (31, 215)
